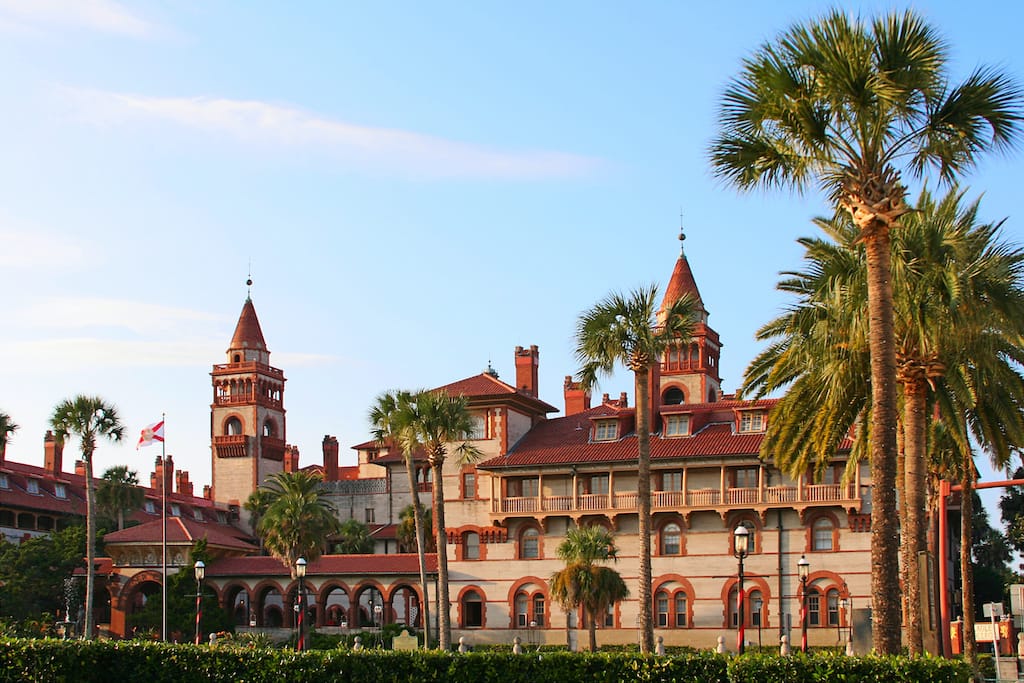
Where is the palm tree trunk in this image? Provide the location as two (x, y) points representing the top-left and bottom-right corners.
(903, 377), (927, 654)
(431, 457), (451, 650)
(588, 608), (598, 652)
(634, 367), (654, 654)
(405, 457), (431, 645)
(863, 231), (902, 654)
(961, 467), (977, 671)
(84, 451), (96, 640)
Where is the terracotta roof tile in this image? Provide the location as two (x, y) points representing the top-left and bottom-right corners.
(229, 298), (267, 351)
(478, 399), (782, 469)
(102, 515), (257, 552)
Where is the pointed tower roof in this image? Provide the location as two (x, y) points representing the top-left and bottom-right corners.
(658, 229), (708, 324)
(229, 298), (268, 352)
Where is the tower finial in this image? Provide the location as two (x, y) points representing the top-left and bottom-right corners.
(678, 209), (686, 256)
(246, 259), (253, 301)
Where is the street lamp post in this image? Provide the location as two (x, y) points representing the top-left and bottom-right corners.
(733, 525), (750, 654)
(798, 555), (810, 653)
(295, 557), (307, 652)
(374, 601), (384, 648)
(193, 561), (205, 646)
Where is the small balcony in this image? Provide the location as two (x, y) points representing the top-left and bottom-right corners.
(489, 480), (859, 523)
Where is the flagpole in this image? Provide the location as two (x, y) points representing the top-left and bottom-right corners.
(161, 412), (167, 643)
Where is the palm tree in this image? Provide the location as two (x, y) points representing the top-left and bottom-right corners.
(575, 284), (697, 653)
(397, 504), (435, 554)
(96, 466), (144, 531)
(333, 518), (374, 555)
(370, 390), (431, 643)
(0, 411), (17, 462)
(402, 389), (482, 650)
(710, 11), (1022, 651)
(254, 470), (340, 577)
(743, 189), (1024, 655)
(549, 525), (629, 653)
(50, 395), (125, 640)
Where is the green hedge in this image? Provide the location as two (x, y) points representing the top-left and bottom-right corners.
(0, 639), (969, 683)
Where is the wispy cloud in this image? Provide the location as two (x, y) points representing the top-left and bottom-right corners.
(11, 297), (221, 336)
(61, 87), (604, 179)
(0, 226), (90, 269)
(0, 0), (152, 37)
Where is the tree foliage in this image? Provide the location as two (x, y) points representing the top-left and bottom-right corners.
(253, 470), (340, 577)
(0, 525), (85, 623)
(96, 466), (144, 531)
(333, 518), (374, 555)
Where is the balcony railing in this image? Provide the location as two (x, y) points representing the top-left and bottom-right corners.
(492, 482), (856, 516)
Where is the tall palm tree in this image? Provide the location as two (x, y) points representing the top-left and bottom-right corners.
(743, 189), (1024, 655)
(710, 10), (1022, 651)
(96, 465), (144, 531)
(549, 525), (629, 653)
(254, 470), (340, 578)
(575, 284), (697, 653)
(370, 390), (431, 642)
(50, 395), (124, 640)
(0, 411), (17, 462)
(397, 504), (435, 554)
(402, 389), (482, 650)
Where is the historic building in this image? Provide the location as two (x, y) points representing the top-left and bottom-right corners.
(1, 237), (875, 649)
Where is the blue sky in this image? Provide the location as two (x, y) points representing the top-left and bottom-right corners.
(1, 1), (1022, 524)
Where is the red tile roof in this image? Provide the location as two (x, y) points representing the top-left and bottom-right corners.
(102, 515), (257, 552)
(659, 252), (706, 318)
(478, 400), (781, 469)
(230, 298), (267, 351)
(436, 373), (557, 413)
(206, 553), (437, 577)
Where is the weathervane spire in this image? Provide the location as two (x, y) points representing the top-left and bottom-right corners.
(678, 209), (686, 256)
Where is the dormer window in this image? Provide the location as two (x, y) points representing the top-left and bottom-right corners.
(594, 420), (618, 441)
(54, 483), (67, 499)
(145, 501), (156, 514)
(194, 509), (203, 521)
(26, 479), (40, 495)
(665, 415), (690, 437)
(171, 504), (181, 517)
(0, 474), (7, 489)
(739, 411), (765, 433)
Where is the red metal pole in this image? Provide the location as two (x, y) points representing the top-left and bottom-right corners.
(737, 557), (745, 654)
(938, 479), (951, 658)
(194, 581), (202, 645)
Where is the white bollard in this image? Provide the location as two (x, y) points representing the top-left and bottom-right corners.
(716, 635), (726, 654)
(513, 636), (523, 655)
(780, 635), (791, 657)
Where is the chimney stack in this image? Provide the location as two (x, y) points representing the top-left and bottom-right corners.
(176, 470), (193, 497)
(322, 435), (340, 481)
(75, 460), (86, 476)
(563, 376), (591, 416)
(151, 456), (174, 492)
(284, 445), (300, 473)
(202, 484), (212, 500)
(44, 430), (63, 476)
(515, 345), (540, 398)
(619, 392), (629, 408)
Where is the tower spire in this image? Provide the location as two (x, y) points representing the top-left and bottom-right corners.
(246, 260), (253, 301)
(679, 209), (686, 256)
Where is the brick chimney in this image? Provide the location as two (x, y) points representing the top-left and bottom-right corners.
(176, 470), (193, 497)
(284, 445), (299, 473)
(563, 376), (591, 416)
(74, 460), (86, 476)
(619, 392), (629, 408)
(515, 345), (540, 397)
(44, 430), (63, 476)
(202, 484), (212, 500)
(151, 456), (174, 492)
(322, 435), (339, 481)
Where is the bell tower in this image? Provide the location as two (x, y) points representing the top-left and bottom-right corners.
(210, 283), (287, 507)
(655, 229), (722, 407)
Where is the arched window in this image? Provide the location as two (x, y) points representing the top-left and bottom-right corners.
(661, 522), (681, 555)
(532, 594), (546, 627)
(689, 344), (699, 365)
(514, 592), (529, 627)
(806, 587), (821, 626)
(464, 532), (480, 560)
(812, 517), (834, 551)
(225, 417), (243, 436)
(520, 528), (540, 559)
(735, 519), (757, 555)
(461, 590), (483, 628)
(263, 419), (275, 437)
(826, 588), (840, 626)
(662, 387), (684, 405)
